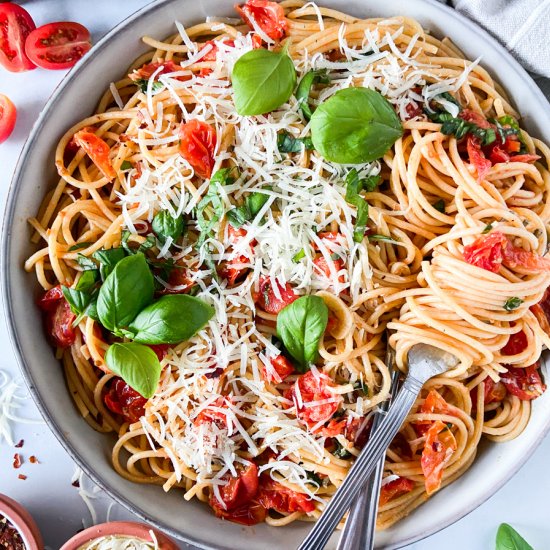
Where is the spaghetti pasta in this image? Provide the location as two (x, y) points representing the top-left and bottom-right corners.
(27, 0), (550, 531)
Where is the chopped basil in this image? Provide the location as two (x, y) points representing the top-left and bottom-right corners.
(152, 210), (186, 244)
(482, 222), (494, 234)
(345, 169), (380, 243)
(504, 297), (523, 311)
(305, 471), (323, 486)
(68, 242), (93, 251)
(76, 253), (97, 271)
(226, 191), (271, 229)
(332, 440), (351, 459)
(196, 173), (226, 244)
(136, 79), (164, 94)
(92, 247), (127, 281)
(432, 199), (445, 213)
(277, 131), (314, 153)
(292, 249), (306, 263)
(295, 68), (330, 120)
(120, 160), (133, 171)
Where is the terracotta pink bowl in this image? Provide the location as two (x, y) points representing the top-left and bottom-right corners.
(60, 521), (180, 550)
(0, 493), (43, 550)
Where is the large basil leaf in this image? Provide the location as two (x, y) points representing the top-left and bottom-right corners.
(128, 294), (214, 344)
(96, 253), (154, 335)
(105, 342), (161, 399)
(295, 68), (330, 120)
(152, 210), (185, 244)
(276, 295), (328, 371)
(232, 48), (297, 116)
(496, 524), (533, 550)
(310, 87), (403, 164)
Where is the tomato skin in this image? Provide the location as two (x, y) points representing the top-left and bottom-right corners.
(285, 370), (342, 430)
(501, 329), (528, 356)
(510, 154), (540, 163)
(194, 397), (229, 428)
(421, 420), (457, 495)
(73, 130), (116, 181)
(103, 378), (148, 423)
(159, 267), (195, 295)
(147, 344), (170, 361)
(254, 276), (298, 314)
(235, 0), (287, 41)
(414, 389), (454, 436)
(0, 3), (36, 72)
(178, 120), (217, 179)
(471, 377), (507, 406)
(25, 22), (91, 70)
(313, 256), (345, 283)
(500, 363), (546, 401)
(501, 239), (550, 272)
(458, 109), (492, 129)
(379, 477), (415, 506)
(262, 354), (295, 384)
(0, 94), (16, 143)
(258, 475), (315, 514)
(37, 285), (76, 348)
(466, 135), (492, 181)
(531, 288), (550, 335)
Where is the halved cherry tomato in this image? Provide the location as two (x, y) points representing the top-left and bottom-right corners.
(379, 477), (415, 506)
(194, 397), (229, 428)
(37, 285), (76, 348)
(285, 370), (342, 431)
(319, 417), (347, 437)
(458, 109), (492, 129)
(103, 378), (148, 423)
(262, 354), (295, 384)
(148, 344), (170, 362)
(73, 130), (116, 181)
(471, 377), (507, 406)
(254, 276), (298, 314)
(65, 125), (96, 158)
(159, 266), (195, 295)
(500, 363), (546, 401)
(421, 420), (457, 495)
(235, 0), (287, 41)
(200, 39), (235, 62)
(219, 226), (255, 285)
(0, 3), (35, 72)
(466, 135), (492, 182)
(509, 154), (540, 163)
(404, 101), (423, 120)
(128, 59), (181, 82)
(257, 475), (315, 514)
(25, 22), (91, 70)
(313, 256), (345, 284)
(0, 94), (16, 144)
(414, 389), (455, 436)
(501, 328), (528, 356)
(179, 119), (217, 179)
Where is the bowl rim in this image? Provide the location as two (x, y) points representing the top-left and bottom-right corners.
(2, 0), (550, 548)
(0, 493), (43, 550)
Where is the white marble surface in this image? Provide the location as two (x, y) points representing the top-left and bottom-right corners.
(0, 1), (549, 549)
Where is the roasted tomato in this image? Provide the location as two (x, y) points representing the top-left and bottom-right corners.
(344, 416), (372, 449)
(65, 125), (96, 158)
(285, 371), (342, 431)
(219, 226), (255, 285)
(25, 22), (91, 70)
(37, 285), (76, 348)
(200, 39), (235, 61)
(379, 477), (415, 506)
(0, 94), (16, 143)
(313, 255), (345, 284)
(319, 417), (347, 437)
(421, 420), (457, 495)
(262, 354), (295, 384)
(254, 276), (298, 314)
(500, 363), (546, 401)
(0, 3), (36, 72)
(73, 130), (116, 181)
(160, 266), (195, 295)
(235, 0), (287, 41)
(194, 397), (229, 428)
(178, 119), (217, 179)
(471, 376), (507, 406)
(458, 109), (492, 129)
(531, 288), (550, 335)
(103, 378), (148, 423)
(414, 389), (455, 436)
(148, 344), (170, 361)
(501, 329), (528, 356)
(501, 239), (550, 272)
(129, 59), (181, 81)
(466, 135), (492, 182)
(258, 475), (315, 514)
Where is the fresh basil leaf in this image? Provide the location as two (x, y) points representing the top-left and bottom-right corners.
(226, 206), (250, 228)
(68, 242), (93, 251)
(105, 342), (161, 399)
(210, 166), (238, 186)
(75, 269), (98, 292)
(296, 68), (330, 120)
(139, 235), (156, 252)
(196, 180), (225, 245)
(93, 248), (127, 281)
(226, 191), (271, 229)
(120, 160), (133, 171)
(345, 169), (375, 243)
(277, 131), (314, 153)
(97, 253), (154, 335)
(232, 47), (297, 116)
(504, 297), (523, 311)
(292, 249), (306, 263)
(62, 286), (94, 316)
(310, 87), (403, 164)
(306, 471), (323, 486)
(276, 295), (328, 371)
(353, 380), (369, 396)
(152, 210), (185, 244)
(495, 523), (533, 550)
(128, 294), (214, 344)
(247, 191), (270, 218)
(432, 199), (445, 213)
(136, 79), (164, 94)
(76, 253), (97, 271)
(483, 222), (494, 234)
(332, 440), (351, 459)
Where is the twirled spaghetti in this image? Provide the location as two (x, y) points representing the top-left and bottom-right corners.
(26, 0), (550, 531)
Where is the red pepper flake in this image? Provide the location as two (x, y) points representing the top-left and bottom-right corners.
(18, 474), (27, 480)
(14, 439), (24, 448)
(29, 456), (38, 464)
(13, 454), (22, 469)
(72, 479), (80, 488)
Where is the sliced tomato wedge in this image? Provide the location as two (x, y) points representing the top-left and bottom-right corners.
(129, 59), (181, 82)
(379, 477), (415, 506)
(466, 135), (492, 182)
(319, 417), (347, 437)
(285, 370), (342, 431)
(421, 420), (457, 495)
(262, 354), (295, 384)
(509, 154), (540, 163)
(37, 285), (76, 348)
(500, 363), (546, 401)
(0, 3), (35, 72)
(25, 22), (91, 70)
(235, 0), (287, 41)
(343, 416), (372, 449)
(414, 389), (455, 436)
(178, 119), (217, 179)
(0, 94), (16, 144)
(254, 276), (298, 314)
(258, 475), (315, 514)
(73, 130), (116, 181)
(103, 378), (148, 423)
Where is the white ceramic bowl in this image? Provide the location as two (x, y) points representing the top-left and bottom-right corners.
(3, 1), (550, 548)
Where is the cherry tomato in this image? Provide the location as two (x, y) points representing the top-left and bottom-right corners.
(0, 94), (16, 143)
(25, 22), (91, 70)
(500, 363), (546, 401)
(530, 288), (550, 334)
(103, 378), (147, 423)
(404, 101), (423, 120)
(194, 397), (229, 428)
(178, 119), (217, 179)
(421, 420), (457, 495)
(0, 3), (35, 72)
(463, 231), (507, 273)
(219, 226), (255, 285)
(211, 500), (266, 525)
(470, 377), (507, 406)
(148, 344), (170, 361)
(502, 239), (550, 272)
(37, 285), (76, 348)
(285, 370), (342, 431)
(319, 417), (347, 437)
(235, 0), (287, 41)
(488, 145), (509, 164)
(65, 125), (96, 158)
(254, 276), (298, 314)
(129, 59), (181, 81)
(262, 354), (295, 384)
(379, 477), (415, 506)
(344, 416), (372, 449)
(257, 475), (315, 514)
(73, 130), (116, 180)
(458, 109), (492, 129)
(414, 389), (454, 436)
(160, 266), (195, 295)
(501, 329), (528, 356)
(466, 135), (492, 181)
(200, 39), (235, 61)
(509, 154), (540, 163)
(313, 255), (345, 283)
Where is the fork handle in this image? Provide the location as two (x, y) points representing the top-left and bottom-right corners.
(298, 375), (424, 550)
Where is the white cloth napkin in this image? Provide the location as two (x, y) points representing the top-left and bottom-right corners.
(441, 0), (550, 78)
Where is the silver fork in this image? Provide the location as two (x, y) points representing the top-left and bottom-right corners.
(298, 344), (459, 550)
